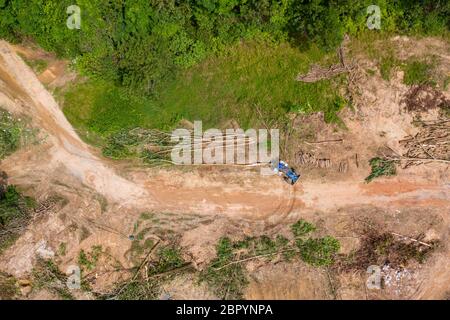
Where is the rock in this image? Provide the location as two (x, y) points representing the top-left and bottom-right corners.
(20, 285), (32, 296)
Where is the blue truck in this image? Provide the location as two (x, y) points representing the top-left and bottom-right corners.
(273, 161), (300, 185)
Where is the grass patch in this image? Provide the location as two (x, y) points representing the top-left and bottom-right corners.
(365, 157), (396, 183)
(379, 52), (400, 81)
(62, 80), (157, 145)
(402, 59), (436, 86)
(58, 242), (67, 257)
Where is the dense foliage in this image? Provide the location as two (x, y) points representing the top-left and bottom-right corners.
(1, 0), (448, 95)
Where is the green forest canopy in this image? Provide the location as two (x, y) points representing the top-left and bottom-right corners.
(1, 0), (448, 95)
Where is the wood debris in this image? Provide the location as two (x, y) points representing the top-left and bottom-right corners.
(296, 39), (353, 83)
(295, 150), (331, 168)
(398, 118), (449, 168)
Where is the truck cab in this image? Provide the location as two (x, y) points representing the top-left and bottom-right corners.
(273, 161), (300, 185)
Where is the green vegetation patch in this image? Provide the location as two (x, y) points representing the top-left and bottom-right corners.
(199, 237), (249, 300)
(0, 271), (18, 300)
(18, 54), (48, 74)
(149, 246), (184, 276)
(337, 224), (438, 272)
(296, 236), (341, 267)
(403, 59), (436, 86)
(62, 81), (157, 145)
(63, 41), (348, 159)
(0, 184), (35, 254)
(57, 242), (67, 257)
(101, 128), (171, 163)
(32, 258), (74, 300)
(105, 244), (190, 300)
(200, 219), (340, 299)
(155, 42), (347, 129)
(365, 157), (397, 183)
(379, 51), (400, 81)
(291, 219), (316, 237)
(78, 245), (103, 271)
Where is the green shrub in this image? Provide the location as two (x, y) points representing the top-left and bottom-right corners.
(365, 157), (396, 182)
(0, 108), (39, 159)
(0, 183), (36, 253)
(149, 246), (184, 275)
(200, 237), (248, 300)
(296, 236), (340, 267)
(291, 219), (316, 238)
